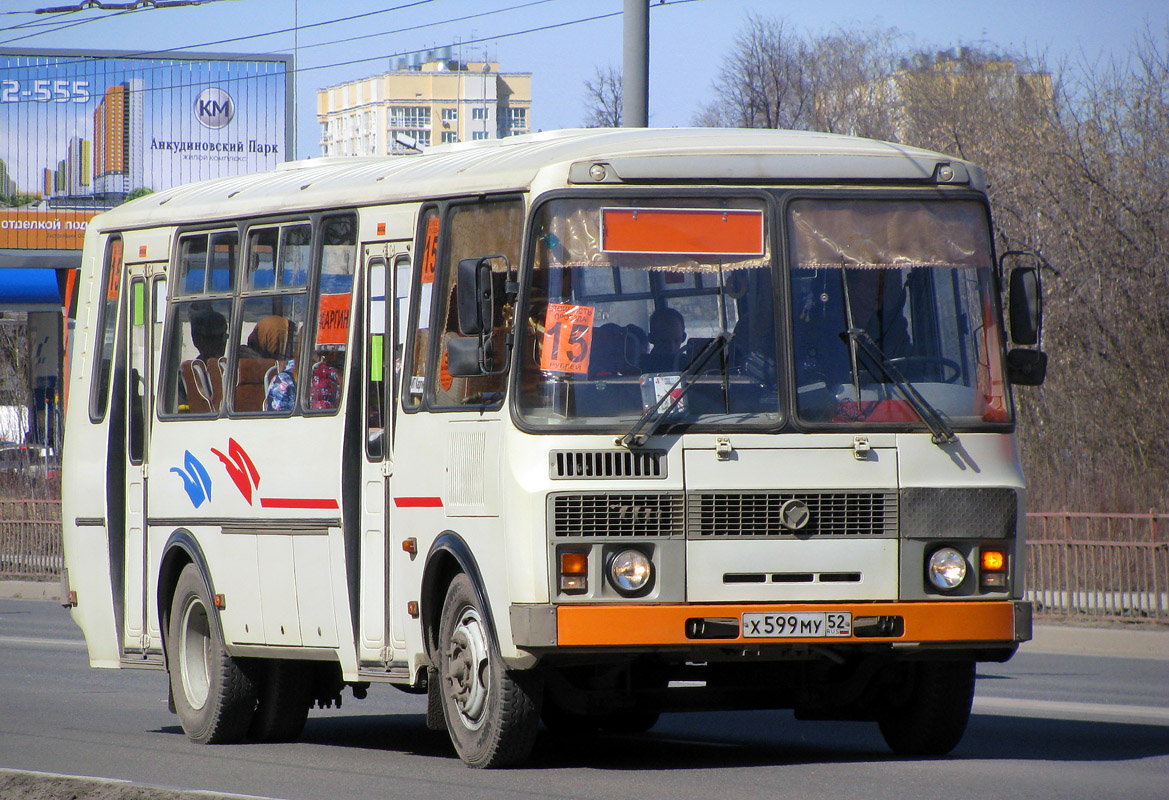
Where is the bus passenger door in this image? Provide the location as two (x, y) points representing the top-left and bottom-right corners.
(358, 244), (409, 664)
(122, 266), (165, 656)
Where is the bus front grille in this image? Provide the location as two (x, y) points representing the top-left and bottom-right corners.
(685, 491), (898, 538)
(549, 491), (896, 539)
(550, 492), (686, 537)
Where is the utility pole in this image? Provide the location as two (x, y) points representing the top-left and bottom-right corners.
(622, 0), (649, 127)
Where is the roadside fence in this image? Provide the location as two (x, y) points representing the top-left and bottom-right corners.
(0, 498), (62, 580)
(1026, 512), (1169, 624)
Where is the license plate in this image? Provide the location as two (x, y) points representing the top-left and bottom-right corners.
(741, 611), (852, 639)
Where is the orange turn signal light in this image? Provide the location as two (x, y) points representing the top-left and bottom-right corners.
(560, 552), (588, 575)
(981, 550), (1006, 572)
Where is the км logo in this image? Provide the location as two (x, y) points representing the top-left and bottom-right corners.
(194, 87), (235, 129)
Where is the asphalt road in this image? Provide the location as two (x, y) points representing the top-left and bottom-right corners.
(2, 597), (1167, 800)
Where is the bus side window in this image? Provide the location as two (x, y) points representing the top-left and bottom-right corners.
(430, 198), (523, 408)
(307, 215), (356, 413)
(231, 223), (310, 415)
(160, 230), (236, 417)
(402, 206), (440, 411)
(161, 299), (231, 415)
(90, 235), (123, 421)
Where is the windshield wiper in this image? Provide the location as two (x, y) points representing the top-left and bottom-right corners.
(844, 327), (956, 445)
(618, 331), (733, 448)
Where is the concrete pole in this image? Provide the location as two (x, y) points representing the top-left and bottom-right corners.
(622, 0), (649, 127)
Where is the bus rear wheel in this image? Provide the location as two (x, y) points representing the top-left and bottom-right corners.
(248, 660), (312, 743)
(437, 573), (541, 768)
(877, 660), (975, 756)
(168, 563), (257, 744)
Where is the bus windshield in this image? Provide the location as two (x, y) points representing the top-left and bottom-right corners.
(517, 197), (780, 431)
(789, 198), (1010, 428)
(516, 195), (1009, 433)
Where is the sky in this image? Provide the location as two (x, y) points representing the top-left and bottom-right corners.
(2, 0), (1166, 160)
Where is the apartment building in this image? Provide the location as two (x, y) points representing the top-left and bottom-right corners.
(317, 53), (531, 156)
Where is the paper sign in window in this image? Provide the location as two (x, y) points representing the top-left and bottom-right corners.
(316, 293), (351, 346)
(601, 207), (765, 255)
(421, 215), (440, 285)
(540, 303), (595, 375)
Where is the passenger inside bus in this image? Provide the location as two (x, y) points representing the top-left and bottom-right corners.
(235, 315), (297, 412)
(190, 305), (228, 361)
(641, 307), (686, 372)
(179, 304), (229, 414)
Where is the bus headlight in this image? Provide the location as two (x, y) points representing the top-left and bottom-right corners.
(927, 547), (967, 591)
(608, 549), (653, 596)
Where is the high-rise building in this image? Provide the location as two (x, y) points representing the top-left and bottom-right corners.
(65, 137), (93, 196)
(0, 158), (15, 197)
(93, 79), (144, 196)
(317, 56), (531, 157)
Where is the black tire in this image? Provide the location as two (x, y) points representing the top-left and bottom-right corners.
(437, 573), (541, 768)
(248, 660), (312, 743)
(877, 660), (975, 756)
(168, 563), (257, 744)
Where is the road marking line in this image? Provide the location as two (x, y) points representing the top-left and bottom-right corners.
(974, 696), (1169, 726)
(0, 635), (86, 648)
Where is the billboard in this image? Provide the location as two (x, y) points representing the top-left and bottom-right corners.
(0, 49), (291, 251)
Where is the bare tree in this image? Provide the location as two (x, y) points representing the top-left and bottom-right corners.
(695, 13), (1169, 510)
(582, 65), (622, 128)
(700, 14), (812, 129)
(696, 16), (902, 135)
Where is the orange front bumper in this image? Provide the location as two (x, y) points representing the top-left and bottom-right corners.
(557, 600), (1028, 647)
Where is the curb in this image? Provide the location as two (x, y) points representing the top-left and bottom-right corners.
(1028, 622), (1169, 660)
(0, 769), (279, 800)
(0, 579), (62, 602)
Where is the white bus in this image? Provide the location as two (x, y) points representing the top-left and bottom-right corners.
(61, 128), (1046, 768)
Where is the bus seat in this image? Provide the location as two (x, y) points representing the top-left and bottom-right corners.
(180, 359), (213, 414)
(590, 323), (647, 378)
(234, 357), (277, 412)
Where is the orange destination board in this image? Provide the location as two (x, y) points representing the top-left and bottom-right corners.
(601, 207), (765, 256)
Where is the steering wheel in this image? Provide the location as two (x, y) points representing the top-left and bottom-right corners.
(887, 356), (962, 384)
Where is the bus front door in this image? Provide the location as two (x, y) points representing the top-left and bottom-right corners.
(358, 244), (410, 668)
(121, 266), (166, 658)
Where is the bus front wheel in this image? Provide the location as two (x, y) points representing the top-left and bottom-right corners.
(437, 573), (541, 767)
(168, 563), (257, 744)
(877, 660), (975, 756)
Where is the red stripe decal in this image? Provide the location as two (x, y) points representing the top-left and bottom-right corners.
(394, 496), (444, 508)
(259, 497), (340, 509)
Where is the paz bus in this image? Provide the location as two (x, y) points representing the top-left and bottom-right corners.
(61, 128), (1046, 768)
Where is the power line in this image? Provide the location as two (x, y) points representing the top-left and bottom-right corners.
(269, 0), (561, 57)
(2, 0), (437, 52)
(0, 8), (144, 45)
(0, 0), (708, 98)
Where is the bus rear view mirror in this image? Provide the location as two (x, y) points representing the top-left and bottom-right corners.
(447, 336), (486, 377)
(1006, 348), (1047, 386)
(457, 257), (493, 336)
(1008, 266), (1042, 346)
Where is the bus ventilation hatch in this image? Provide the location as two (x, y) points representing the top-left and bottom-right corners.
(550, 450), (667, 480)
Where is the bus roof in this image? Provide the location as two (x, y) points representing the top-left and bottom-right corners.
(92, 128), (983, 233)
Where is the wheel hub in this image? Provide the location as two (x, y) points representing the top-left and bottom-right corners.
(444, 607), (490, 729)
(178, 599), (212, 711)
